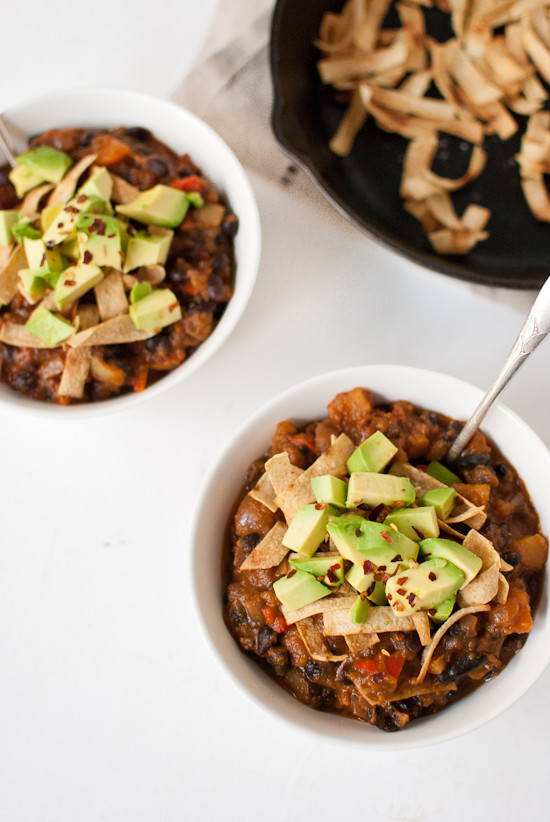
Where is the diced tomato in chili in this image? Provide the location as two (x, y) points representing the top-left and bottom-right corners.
(354, 657), (383, 674)
(385, 653), (405, 679)
(272, 618), (287, 634)
(288, 434), (317, 454)
(355, 652), (405, 679)
(91, 134), (131, 166)
(131, 370), (148, 393)
(171, 175), (205, 192)
(262, 606), (287, 634)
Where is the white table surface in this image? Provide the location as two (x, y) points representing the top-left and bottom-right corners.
(1, 3), (549, 821)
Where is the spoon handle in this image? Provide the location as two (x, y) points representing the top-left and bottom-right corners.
(448, 277), (550, 462)
(0, 116), (17, 168)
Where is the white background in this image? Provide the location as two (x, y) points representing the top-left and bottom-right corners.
(1, 2), (549, 821)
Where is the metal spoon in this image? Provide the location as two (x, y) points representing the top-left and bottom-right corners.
(0, 115), (17, 168)
(447, 275), (550, 463)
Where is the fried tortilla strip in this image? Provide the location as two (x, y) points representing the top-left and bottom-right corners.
(0, 321), (61, 348)
(412, 611), (431, 646)
(416, 604), (491, 683)
(94, 269), (128, 321)
(248, 472), (278, 513)
(67, 314), (155, 347)
(345, 633), (380, 652)
(456, 529), (501, 606)
(390, 681), (458, 701)
(77, 303), (100, 330)
(58, 348), (91, 398)
(48, 154), (96, 206)
(275, 433), (355, 522)
(265, 452), (304, 497)
(323, 603), (417, 636)
(329, 88), (368, 156)
(297, 617), (348, 663)
(282, 594), (356, 626)
(239, 521), (288, 571)
(0, 244), (27, 305)
(495, 572), (510, 604)
(19, 183), (54, 217)
(109, 173), (140, 204)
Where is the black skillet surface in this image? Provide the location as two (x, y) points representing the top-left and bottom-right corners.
(270, 0), (549, 288)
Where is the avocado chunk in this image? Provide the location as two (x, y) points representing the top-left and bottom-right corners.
(289, 554), (344, 587)
(42, 196), (106, 247)
(129, 288), (182, 331)
(282, 503), (337, 557)
(0, 210), (21, 246)
(310, 474), (348, 508)
(55, 263), (104, 310)
(9, 164), (45, 198)
(348, 594), (369, 624)
(23, 237), (63, 276)
(430, 595), (456, 623)
(130, 281), (153, 304)
(419, 537), (482, 587)
(78, 166), (113, 203)
(16, 146), (72, 184)
(347, 472), (415, 508)
(345, 565), (387, 604)
(123, 232), (172, 273)
(77, 213), (123, 268)
(384, 506), (440, 541)
(427, 460), (460, 485)
(273, 569), (330, 611)
(25, 305), (75, 345)
(419, 487), (457, 520)
(12, 218), (41, 243)
(347, 431), (398, 474)
(116, 184), (190, 228)
(18, 269), (47, 302)
(386, 558), (465, 616)
(40, 203), (63, 233)
(327, 514), (418, 566)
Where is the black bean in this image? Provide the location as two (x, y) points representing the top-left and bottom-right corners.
(240, 534), (261, 551)
(222, 214), (239, 238)
(436, 652), (488, 684)
(303, 660), (324, 681)
(456, 453), (491, 470)
(78, 131), (95, 148)
(124, 126), (152, 141)
(256, 626), (277, 655)
(227, 604), (247, 628)
(267, 646), (289, 676)
(501, 550), (522, 567)
(212, 253), (230, 274)
(146, 156), (170, 177)
(207, 273), (224, 300)
(1, 343), (14, 363)
(11, 369), (36, 392)
(494, 463), (508, 479)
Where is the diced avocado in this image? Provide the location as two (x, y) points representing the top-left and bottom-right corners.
(59, 236), (79, 262)
(187, 192), (204, 209)
(327, 515), (418, 566)
(348, 594), (369, 624)
(386, 557), (464, 616)
(427, 460), (460, 485)
(23, 237), (63, 276)
(345, 565), (387, 604)
(347, 431), (398, 474)
(420, 487), (457, 520)
(116, 184), (190, 228)
(282, 503), (338, 557)
(430, 595), (455, 623)
(42, 196), (106, 247)
(123, 232), (172, 273)
(289, 554), (344, 587)
(384, 506), (440, 541)
(0, 210), (20, 246)
(18, 269), (47, 302)
(40, 203), (63, 233)
(419, 537), (482, 587)
(55, 263), (104, 310)
(129, 281), (153, 304)
(129, 288), (182, 332)
(12, 219), (41, 243)
(310, 474), (348, 508)
(273, 569), (330, 611)
(25, 305), (74, 345)
(79, 166), (113, 203)
(9, 164), (44, 198)
(16, 146), (72, 184)
(77, 213), (123, 269)
(346, 472), (415, 508)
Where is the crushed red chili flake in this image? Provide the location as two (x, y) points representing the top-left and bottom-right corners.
(355, 529), (362, 538)
(380, 530), (393, 543)
(64, 279), (76, 287)
(397, 576), (408, 584)
(367, 581), (375, 596)
(378, 565), (387, 572)
(428, 571), (437, 581)
(397, 588), (407, 596)
(391, 554), (403, 563)
(83, 250), (93, 264)
(90, 219), (106, 235)
(286, 569), (297, 579)
(393, 601), (405, 611)
(412, 527), (425, 540)
(369, 504), (384, 521)
(77, 194), (87, 203)
(363, 559), (375, 574)
(64, 205), (79, 214)
(315, 502), (328, 510)
(428, 608), (437, 616)
(407, 593), (417, 605)
(326, 567), (338, 584)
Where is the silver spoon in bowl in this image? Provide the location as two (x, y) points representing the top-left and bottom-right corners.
(447, 275), (550, 463)
(0, 115), (17, 168)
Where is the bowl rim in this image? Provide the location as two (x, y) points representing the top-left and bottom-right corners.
(190, 364), (550, 749)
(0, 86), (261, 419)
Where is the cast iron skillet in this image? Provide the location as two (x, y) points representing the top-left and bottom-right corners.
(270, 0), (549, 288)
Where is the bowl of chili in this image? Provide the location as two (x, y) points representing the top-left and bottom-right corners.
(191, 365), (550, 748)
(0, 88), (260, 416)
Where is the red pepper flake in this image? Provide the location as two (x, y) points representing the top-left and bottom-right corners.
(428, 608), (437, 616)
(390, 554), (403, 563)
(368, 504), (384, 521)
(77, 194), (87, 203)
(393, 601), (404, 611)
(90, 219), (106, 236)
(272, 617), (287, 634)
(412, 527), (425, 540)
(57, 222), (64, 228)
(330, 563), (340, 571)
(407, 592), (417, 605)
(380, 530), (393, 544)
(355, 529), (362, 538)
(288, 434), (318, 455)
(363, 560), (374, 574)
(396, 588), (407, 596)
(46, 241), (54, 249)
(83, 250), (93, 264)
(373, 573), (383, 582)
(428, 571), (437, 581)
(366, 581), (375, 596)
(315, 502), (328, 510)
(386, 593), (393, 600)
(392, 500), (406, 508)
(286, 569), (297, 579)
(326, 568), (338, 584)
(107, 233), (116, 238)
(378, 565), (387, 572)
(169, 302), (179, 312)
(397, 576), (408, 585)
(64, 205), (79, 214)
(64, 279), (76, 287)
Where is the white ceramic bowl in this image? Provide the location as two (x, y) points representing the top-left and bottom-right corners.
(190, 365), (550, 750)
(1, 87), (261, 418)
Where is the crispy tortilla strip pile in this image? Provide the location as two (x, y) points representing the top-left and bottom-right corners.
(316, 0), (550, 253)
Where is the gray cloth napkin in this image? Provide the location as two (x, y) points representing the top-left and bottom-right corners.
(171, 0), (538, 314)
